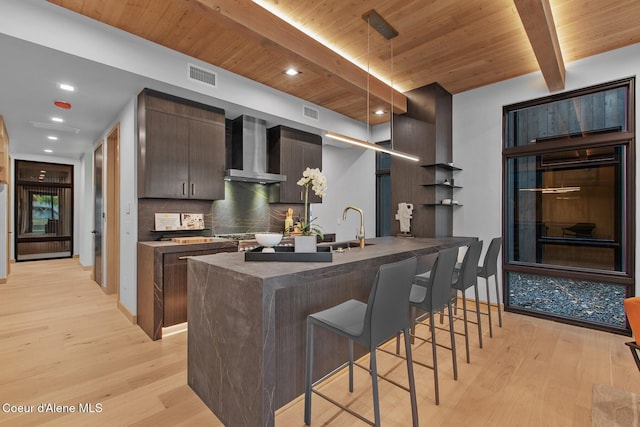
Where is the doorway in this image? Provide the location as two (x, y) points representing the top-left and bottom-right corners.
(93, 143), (103, 286)
(14, 160), (73, 261)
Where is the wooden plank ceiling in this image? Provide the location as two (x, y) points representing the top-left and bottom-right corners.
(48, 0), (640, 125)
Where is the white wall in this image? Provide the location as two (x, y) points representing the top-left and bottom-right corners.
(313, 144), (376, 242)
(78, 150), (93, 267)
(453, 42), (640, 299)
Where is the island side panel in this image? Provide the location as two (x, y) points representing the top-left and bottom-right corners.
(187, 260), (268, 427)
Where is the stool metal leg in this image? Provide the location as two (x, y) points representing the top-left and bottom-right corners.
(403, 328), (419, 427)
(484, 276), (494, 338)
(494, 274), (503, 327)
(370, 350), (381, 427)
(348, 340), (354, 392)
(448, 301), (458, 380)
(304, 321), (314, 425)
(461, 290), (470, 363)
(430, 312), (440, 405)
(474, 283), (483, 349)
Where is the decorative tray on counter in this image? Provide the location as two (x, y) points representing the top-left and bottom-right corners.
(244, 246), (333, 262)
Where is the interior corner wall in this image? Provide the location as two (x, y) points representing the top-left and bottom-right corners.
(115, 97), (137, 314)
(452, 42), (640, 298)
(0, 183), (7, 280)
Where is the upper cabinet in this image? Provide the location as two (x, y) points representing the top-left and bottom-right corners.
(137, 89), (225, 200)
(267, 125), (322, 204)
(0, 116), (8, 185)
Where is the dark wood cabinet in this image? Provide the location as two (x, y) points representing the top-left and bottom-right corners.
(267, 125), (322, 204)
(138, 89), (225, 200)
(137, 241), (238, 340)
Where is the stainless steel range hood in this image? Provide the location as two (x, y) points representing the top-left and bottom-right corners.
(225, 115), (286, 184)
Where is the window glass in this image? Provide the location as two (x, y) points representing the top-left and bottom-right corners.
(506, 86), (628, 147)
(506, 146), (625, 271)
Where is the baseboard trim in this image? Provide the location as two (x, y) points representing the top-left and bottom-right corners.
(117, 300), (137, 324)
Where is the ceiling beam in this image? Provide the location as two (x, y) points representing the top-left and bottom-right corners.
(514, 0), (565, 92)
(190, 0), (407, 114)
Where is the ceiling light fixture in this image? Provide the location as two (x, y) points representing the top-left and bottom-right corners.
(283, 68), (301, 76)
(374, 109), (385, 115)
(327, 10), (418, 162)
(326, 132), (419, 162)
(47, 136), (58, 140)
(51, 117), (64, 123)
(59, 83), (75, 92)
(44, 149), (53, 153)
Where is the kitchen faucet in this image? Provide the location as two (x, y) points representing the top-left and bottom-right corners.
(342, 206), (365, 248)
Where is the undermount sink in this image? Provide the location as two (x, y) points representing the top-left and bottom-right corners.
(328, 241), (375, 250)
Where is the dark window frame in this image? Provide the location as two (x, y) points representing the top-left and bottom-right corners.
(502, 78), (635, 331)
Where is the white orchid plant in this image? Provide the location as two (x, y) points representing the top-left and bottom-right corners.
(296, 167), (327, 237)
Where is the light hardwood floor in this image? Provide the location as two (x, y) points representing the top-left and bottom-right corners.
(0, 258), (637, 426)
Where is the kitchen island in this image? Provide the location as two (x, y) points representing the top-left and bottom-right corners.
(187, 236), (474, 426)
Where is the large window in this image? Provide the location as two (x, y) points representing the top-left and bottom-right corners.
(503, 79), (634, 333)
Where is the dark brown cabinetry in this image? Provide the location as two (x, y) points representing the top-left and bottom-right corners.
(267, 125), (322, 204)
(137, 241), (237, 340)
(138, 89), (225, 200)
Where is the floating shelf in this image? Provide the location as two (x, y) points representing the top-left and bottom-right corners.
(420, 163), (462, 171)
(422, 183), (462, 189)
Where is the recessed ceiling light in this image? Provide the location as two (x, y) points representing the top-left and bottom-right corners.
(44, 149), (53, 153)
(59, 83), (75, 92)
(374, 109), (385, 115)
(283, 68), (301, 76)
(51, 117), (64, 123)
(40, 170), (47, 174)
(47, 136), (58, 141)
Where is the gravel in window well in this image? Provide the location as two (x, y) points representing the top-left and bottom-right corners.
(507, 272), (626, 328)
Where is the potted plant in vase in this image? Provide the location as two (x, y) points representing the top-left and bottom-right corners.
(295, 167), (327, 252)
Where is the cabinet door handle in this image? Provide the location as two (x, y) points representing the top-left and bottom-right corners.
(178, 256), (190, 260)
(182, 182), (186, 195)
(191, 183), (195, 196)
(300, 191), (303, 201)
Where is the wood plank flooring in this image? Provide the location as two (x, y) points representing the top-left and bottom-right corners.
(0, 258), (638, 426)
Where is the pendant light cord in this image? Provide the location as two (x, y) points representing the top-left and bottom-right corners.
(366, 16), (371, 143)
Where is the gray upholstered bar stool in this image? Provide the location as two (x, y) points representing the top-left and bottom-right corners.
(451, 240), (484, 363)
(304, 257), (419, 427)
(407, 246), (459, 405)
(477, 237), (503, 337)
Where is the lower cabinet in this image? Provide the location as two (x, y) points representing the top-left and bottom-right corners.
(137, 242), (237, 340)
(163, 252), (200, 327)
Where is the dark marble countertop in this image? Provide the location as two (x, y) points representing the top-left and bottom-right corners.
(189, 236), (470, 279)
(137, 239), (237, 253)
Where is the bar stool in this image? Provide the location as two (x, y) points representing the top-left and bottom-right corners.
(451, 240), (483, 363)
(304, 257), (419, 427)
(407, 246), (459, 405)
(477, 237), (503, 337)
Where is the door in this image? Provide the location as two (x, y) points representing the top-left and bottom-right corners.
(93, 143), (103, 286)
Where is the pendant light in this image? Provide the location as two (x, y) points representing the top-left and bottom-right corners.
(326, 9), (419, 162)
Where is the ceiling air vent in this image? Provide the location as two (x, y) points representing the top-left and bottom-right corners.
(303, 105), (319, 121)
(188, 63), (217, 88)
